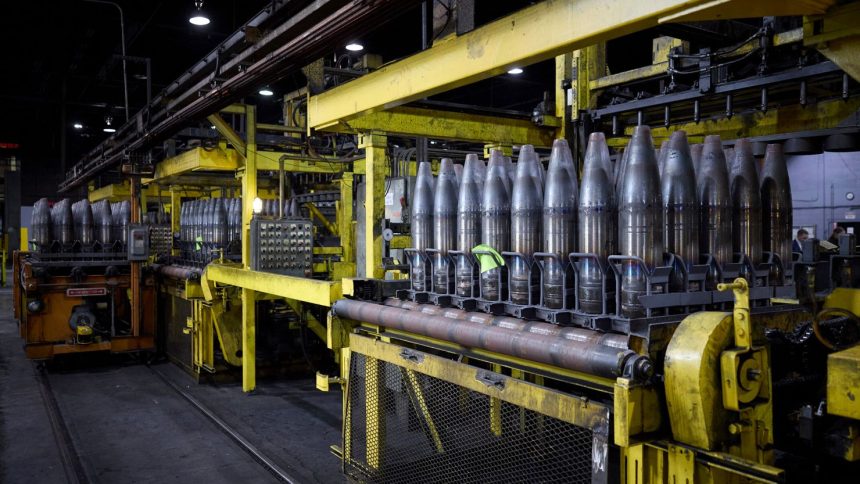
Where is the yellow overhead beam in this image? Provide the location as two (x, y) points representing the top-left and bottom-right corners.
(145, 147), (348, 186)
(590, 28), (804, 91)
(204, 263), (342, 307)
(147, 147), (240, 183)
(88, 183), (164, 203)
(208, 113), (247, 156)
(307, 0), (770, 130)
(660, 0), (833, 23)
(805, 2), (860, 83)
(609, 95), (860, 147)
(253, 150), (351, 173)
(322, 106), (557, 147)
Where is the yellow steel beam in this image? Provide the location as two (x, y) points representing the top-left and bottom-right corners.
(242, 105), (257, 393)
(323, 106), (557, 147)
(591, 62), (668, 90)
(208, 113), (247, 156)
(88, 183), (163, 203)
(571, 44), (606, 120)
(338, 173), (355, 263)
(253, 150), (352, 174)
(361, 134), (386, 279)
(591, 28), (803, 91)
(145, 147), (344, 187)
(221, 104), (246, 114)
(306, 203), (338, 235)
(660, 0), (833, 23)
(307, 0), (751, 130)
(609, 95), (860, 148)
(204, 264), (342, 307)
(349, 333), (612, 429)
(257, 122), (304, 134)
(805, 2), (860, 82)
(146, 147), (240, 183)
(283, 299), (327, 343)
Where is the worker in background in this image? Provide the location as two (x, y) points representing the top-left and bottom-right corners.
(828, 226), (846, 245)
(793, 228), (809, 253)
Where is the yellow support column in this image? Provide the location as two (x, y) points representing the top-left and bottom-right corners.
(359, 134), (387, 279)
(242, 105), (258, 393)
(339, 173), (354, 263)
(571, 44), (605, 120)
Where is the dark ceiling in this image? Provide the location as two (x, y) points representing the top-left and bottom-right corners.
(0, 0), (561, 201)
(0, 0), (275, 199)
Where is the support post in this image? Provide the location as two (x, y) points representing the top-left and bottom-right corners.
(130, 178), (141, 337)
(339, 172), (355, 263)
(242, 105), (258, 392)
(359, 134), (387, 279)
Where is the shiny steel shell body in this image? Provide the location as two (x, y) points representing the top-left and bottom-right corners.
(432, 158), (459, 293)
(697, 135), (733, 285)
(480, 151), (511, 300)
(618, 126), (663, 317)
(510, 145), (543, 304)
(411, 161), (435, 291)
(543, 139), (579, 309)
(577, 134), (615, 313)
(661, 131), (699, 276)
(456, 154), (484, 296)
(760, 143), (793, 283)
(30, 198), (51, 248)
(729, 139), (763, 268)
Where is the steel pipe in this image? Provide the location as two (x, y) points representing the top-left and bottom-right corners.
(384, 298), (629, 350)
(333, 299), (652, 381)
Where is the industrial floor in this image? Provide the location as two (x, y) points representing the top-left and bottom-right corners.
(0, 284), (345, 484)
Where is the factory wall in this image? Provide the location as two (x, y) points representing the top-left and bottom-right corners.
(789, 151), (860, 239)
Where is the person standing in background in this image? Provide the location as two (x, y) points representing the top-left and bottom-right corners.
(828, 226), (846, 245)
(793, 228), (809, 253)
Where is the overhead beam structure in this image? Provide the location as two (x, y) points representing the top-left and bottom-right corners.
(324, 106), (558, 147)
(307, 0), (835, 131)
(612, 96), (860, 147)
(204, 264), (343, 308)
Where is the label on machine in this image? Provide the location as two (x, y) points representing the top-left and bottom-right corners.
(66, 287), (108, 297)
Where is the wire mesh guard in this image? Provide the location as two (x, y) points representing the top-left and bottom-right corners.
(344, 352), (606, 484)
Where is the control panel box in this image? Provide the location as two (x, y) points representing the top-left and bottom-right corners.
(250, 218), (313, 276)
(127, 224), (150, 261)
(149, 224), (173, 257)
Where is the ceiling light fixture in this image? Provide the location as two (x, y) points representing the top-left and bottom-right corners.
(189, 0), (210, 26)
(507, 67), (524, 75)
(73, 123), (84, 129)
(103, 116), (116, 133)
(258, 87), (274, 96)
(345, 43), (364, 52)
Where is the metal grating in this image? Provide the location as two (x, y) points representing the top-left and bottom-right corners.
(344, 351), (604, 484)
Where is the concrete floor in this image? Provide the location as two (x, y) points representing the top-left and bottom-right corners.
(0, 285), (345, 483)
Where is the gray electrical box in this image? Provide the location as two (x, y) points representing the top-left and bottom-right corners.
(250, 218), (313, 276)
(127, 224), (150, 261)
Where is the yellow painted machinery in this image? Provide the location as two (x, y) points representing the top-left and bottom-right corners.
(47, 0), (860, 481)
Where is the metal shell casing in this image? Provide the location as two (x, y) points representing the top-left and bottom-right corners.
(510, 145), (543, 305)
(480, 150), (511, 300)
(618, 126), (663, 317)
(577, 134), (615, 313)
